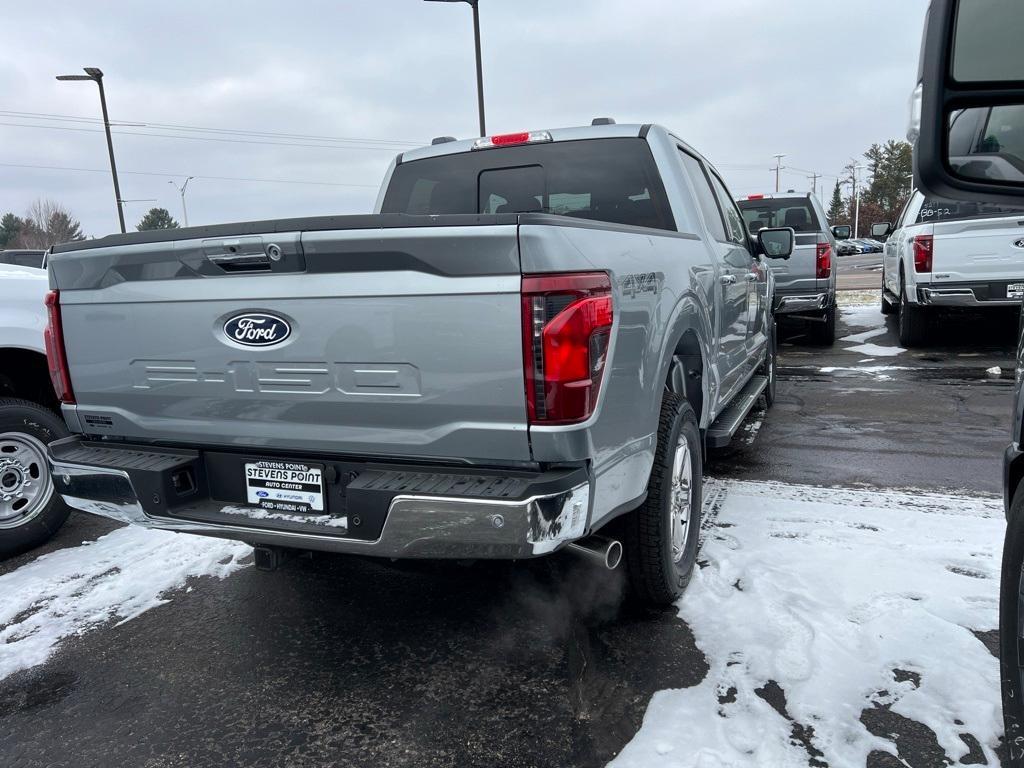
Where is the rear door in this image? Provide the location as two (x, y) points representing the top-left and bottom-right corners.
(50, 223), (532, 463)
(678, 149), (749, 399)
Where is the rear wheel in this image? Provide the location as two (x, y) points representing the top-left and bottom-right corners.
(0, 399), (71, 559)
(898, 279), (928, 347)
(621, 393), (703, 606)
(810, 304), (836, 346)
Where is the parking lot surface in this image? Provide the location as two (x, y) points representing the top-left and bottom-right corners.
(0, 296), (1014, 767)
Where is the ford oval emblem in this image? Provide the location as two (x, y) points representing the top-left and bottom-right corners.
(223, 312), (292, 347)
(1015, 238), (1024, 249)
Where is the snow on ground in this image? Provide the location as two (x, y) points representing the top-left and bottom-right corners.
(844, 341), (906, 358)
(613, 480), (1003, 768)
(836, 290), (880, 308)
(0, 528), (249, 680)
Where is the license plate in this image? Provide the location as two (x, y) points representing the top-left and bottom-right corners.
(1009, 283), (1024, 299)
(244, 460), (324, 512)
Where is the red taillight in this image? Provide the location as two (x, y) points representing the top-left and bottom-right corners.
(44, 290), (75, 404)
(522, 272), (613, 425)
(913, 234), (933, 273)
(816, 242), (832, 279)
(747, 194), (765, 200)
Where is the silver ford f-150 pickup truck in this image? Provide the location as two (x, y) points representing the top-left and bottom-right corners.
(44, 122), (792, 604)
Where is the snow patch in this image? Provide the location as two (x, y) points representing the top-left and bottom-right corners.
(613, 480), (1002, 768)
(845, 342), (906, 358)
(0, 528), (249, 680)
(987, 366), (1002, 376)
(841, 327), (887, 344)
(839, 304), (884, 328)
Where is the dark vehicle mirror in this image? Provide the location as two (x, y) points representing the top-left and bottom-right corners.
(831, 225), (852, 240)
(915, 0), (1024, 205)
(871, 222), (893, 238)
(757, 227), (794, 260)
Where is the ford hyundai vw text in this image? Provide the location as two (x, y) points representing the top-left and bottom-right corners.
(44, 122), (793, 604)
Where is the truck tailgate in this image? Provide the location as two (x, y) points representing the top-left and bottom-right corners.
(49, 222), (531, 463)
(931, 215), (1024, 281)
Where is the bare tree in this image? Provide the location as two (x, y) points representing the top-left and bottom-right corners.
(13, 199), (85, 248)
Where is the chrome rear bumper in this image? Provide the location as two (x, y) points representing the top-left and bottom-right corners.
(48, 438), (591, 560)
(775, 292), (830, 313)
(919, 286), (1021, 307)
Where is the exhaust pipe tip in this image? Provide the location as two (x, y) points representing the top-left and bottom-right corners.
(604, 539), (623, 570)
(567, 535), (623, 570)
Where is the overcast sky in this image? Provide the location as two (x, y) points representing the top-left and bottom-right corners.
(0, 0), (928, 238)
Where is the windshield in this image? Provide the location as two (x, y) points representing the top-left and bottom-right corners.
(736, 197), (821, 234)
(381, 138), (676, 231)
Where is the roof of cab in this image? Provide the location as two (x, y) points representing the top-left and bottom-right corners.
(398, 122), (651, 164)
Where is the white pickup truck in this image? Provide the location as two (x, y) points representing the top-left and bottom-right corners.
(878, 190), (1024, 345)
(0, 262), (71, 557)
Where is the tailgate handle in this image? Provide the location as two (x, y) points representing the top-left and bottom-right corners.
(208, 252), (271, 271)
(203, 237), (273, 272)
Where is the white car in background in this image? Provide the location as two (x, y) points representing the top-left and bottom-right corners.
(0, 261), (71, 558)
(877, 190), (1024, 346)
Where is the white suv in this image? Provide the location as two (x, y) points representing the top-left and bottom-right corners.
(878, 190), (1024, 346)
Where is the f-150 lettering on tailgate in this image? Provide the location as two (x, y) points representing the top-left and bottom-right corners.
(129, 360), (421, 396)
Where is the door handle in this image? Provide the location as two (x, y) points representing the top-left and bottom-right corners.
(744, 273), (758, 282)
(719, 275), (737, 285)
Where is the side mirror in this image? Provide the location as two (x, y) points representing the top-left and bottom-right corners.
(757, 227), (794, 260)
(831, 225), (852, 240)
(914, 0), (1024, 205)
(871, 222), (893, 238)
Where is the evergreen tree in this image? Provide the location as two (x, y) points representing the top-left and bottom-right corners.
(0, 213), (24, 248)
(827, 182), (845, 223)
(136, 207), (180, 231)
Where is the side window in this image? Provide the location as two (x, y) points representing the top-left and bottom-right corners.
(708, 174), (748, 246)
(678, 149), (726, 241)
(893, 195), (914, 230)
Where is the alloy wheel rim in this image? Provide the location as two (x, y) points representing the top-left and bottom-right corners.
(669, 434), (693, 563)
(0, 431), (53, 529)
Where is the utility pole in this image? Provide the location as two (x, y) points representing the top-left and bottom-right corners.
(772, 154), (786, 193)
(853, 164), (867, 238)
(807, 172), (821, 196)
(168, 177), (195, 227)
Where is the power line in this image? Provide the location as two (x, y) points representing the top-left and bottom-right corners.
(0, 109), (423, 147)
(0, 161), (379, 188)
(0, 120), (415, 152)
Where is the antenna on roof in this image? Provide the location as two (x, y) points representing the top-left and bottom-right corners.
(591, 117), (616, 126)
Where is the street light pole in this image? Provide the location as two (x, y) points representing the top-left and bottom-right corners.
(56, 67), (126, 233)
(853, 164), (866, 238)
(168, 177), (195, 227)
(425, 0), (486, 136)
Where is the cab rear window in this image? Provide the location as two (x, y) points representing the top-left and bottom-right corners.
(917, 197), (1024, 223)
(381, 138), (676, 232)
(736, 197), (822, 234)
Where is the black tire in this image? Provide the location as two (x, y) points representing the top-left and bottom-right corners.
(811, 304), (836, 346)
(759, 319), (777, 408)
(880, 277), (896, 315)
(621, 393), (703, 606)
(0, 398), (71, 559)
(1001, 483), (1024, 765)
(898, 279), (928, 347)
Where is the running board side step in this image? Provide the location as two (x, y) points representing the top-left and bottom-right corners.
(706, 375), (768, 449)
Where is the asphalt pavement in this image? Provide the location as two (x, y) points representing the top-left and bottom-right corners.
(837, 250), (884, 291)
(0, 294), (1016, 768)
